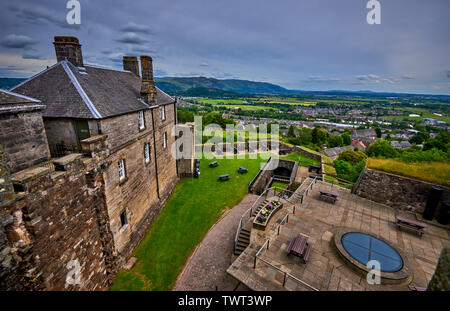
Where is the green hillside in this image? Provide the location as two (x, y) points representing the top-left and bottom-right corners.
(155, 76), (290, 95)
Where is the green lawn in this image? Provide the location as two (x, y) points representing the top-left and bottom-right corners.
(110, 154), (267, 291)
(281, 152), (320, 167)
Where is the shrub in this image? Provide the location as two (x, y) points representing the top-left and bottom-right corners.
(366, 139), (399, 158)
(338, 149), (368, 165)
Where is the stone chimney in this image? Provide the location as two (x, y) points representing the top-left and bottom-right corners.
(140, 56), (157, 104)
(53, 36), (84, 67)
(123, 56), (140, 77)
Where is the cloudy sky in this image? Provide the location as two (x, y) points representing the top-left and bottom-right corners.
(0, 0), (449, 94)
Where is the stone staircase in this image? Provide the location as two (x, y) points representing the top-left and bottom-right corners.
(234, 199), (270, 255)
(234, 228), (251, 255)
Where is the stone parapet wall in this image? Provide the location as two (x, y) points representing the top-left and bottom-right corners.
(352, 168), (450, 214)
(2, 150), (116, 290)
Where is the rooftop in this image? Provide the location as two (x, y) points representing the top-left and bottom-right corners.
(10, 60), (174, 119)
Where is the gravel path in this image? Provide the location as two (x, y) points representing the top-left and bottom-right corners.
(173, 194), (259, 291)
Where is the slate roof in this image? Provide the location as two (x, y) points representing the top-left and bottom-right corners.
(322, 145), (354, 158)
(0, 89), (45, 114)
(10, 60), (174, 119)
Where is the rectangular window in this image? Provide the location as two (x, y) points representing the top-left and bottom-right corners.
(161, 106), (166, 121)
(118, 159), (126, 181)
(163, 132), (167, 149)
(120, 210), (127, 227)
(144, 143), (150, 163)
(139, 111), (145, 130)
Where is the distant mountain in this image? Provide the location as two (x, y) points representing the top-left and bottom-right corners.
(155, 77), (290, 95)
(0, 78), (26, 89)
(176, 87), (243, 97)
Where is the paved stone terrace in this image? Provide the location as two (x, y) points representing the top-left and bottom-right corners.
(227, 181), (450, 291)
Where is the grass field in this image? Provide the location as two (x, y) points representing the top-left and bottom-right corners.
(379, 107), (450, 123)
(110, 154), (267, 291)
(281, 152), (320, 167)
(367, 158), (450, 187)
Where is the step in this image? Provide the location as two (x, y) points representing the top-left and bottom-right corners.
(237, 242), (249, 249)
(238, 237), (250, 244)
(239, 231), (250, 238)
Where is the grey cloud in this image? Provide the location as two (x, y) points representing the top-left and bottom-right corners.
(1, 34), (38, 48)
(115, 32), (149, 44)
(22, 51), (46, 60)
(120, 22), (152, 34)
(8, 4), (80, 29)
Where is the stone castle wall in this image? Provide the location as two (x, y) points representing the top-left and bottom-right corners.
(0, 111), (51, 173)
(353, 168), (450, 214)
(2, 150), (116, 291)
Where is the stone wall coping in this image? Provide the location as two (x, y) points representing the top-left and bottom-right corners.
(11, 165), (51, 184)
(80, 134), (108, 144)
(52, 153), (83, 166)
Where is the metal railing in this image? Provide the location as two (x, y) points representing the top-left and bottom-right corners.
(234, 186), (293, 254)
(252, 178), (319, 291)
(234, 176), (317, 255)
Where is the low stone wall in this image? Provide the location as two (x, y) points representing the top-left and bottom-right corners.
(352, 168), (450, 214)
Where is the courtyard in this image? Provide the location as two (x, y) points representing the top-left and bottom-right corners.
(110, 154), (268, 291)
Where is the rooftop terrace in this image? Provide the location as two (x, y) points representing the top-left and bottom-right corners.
(227, 180), (450, 291)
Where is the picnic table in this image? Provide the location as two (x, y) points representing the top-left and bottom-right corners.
(318, 189), (338, 204)
(286, 234), (313, 263)
(218, 174), (230, 181)
(238, 166), (248, 174)
(209, 161), (219, 168)
(396, 216), (427, 237)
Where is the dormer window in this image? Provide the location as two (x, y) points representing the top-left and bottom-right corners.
(161, 106), (166, 121)
(139, 111), (145, 130)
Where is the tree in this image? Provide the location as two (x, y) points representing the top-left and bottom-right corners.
(312, 127), (327, 145)
(366, 139), (399, 158)
(409, 132), (429, 145)
(342, 132), (351, 145)
(375, 127), (382, 138)
(328, 135), (344, 148)
(287, 125), (296, 138)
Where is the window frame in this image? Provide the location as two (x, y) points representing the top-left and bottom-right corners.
(163, 132), (167, 149)
(138, 110), (146, 130)
(144, 142), (151, 164)
(161, 105), (166, 121)
(118, 159), (126, 181)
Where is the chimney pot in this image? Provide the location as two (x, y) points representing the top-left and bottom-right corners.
(53, 36), (84, 67)
(123, 56), (140, 77)
(140, 55), (157, 104)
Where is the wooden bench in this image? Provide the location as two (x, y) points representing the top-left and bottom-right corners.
(209, 161), (219, 168)
(396, 216), (427, 237)
(302, 242), (313, 264)
(318, 190), (338, 204)
(218, 174), (230, 181)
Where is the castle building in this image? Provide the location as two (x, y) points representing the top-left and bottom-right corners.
(0, 36), (179, 290)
